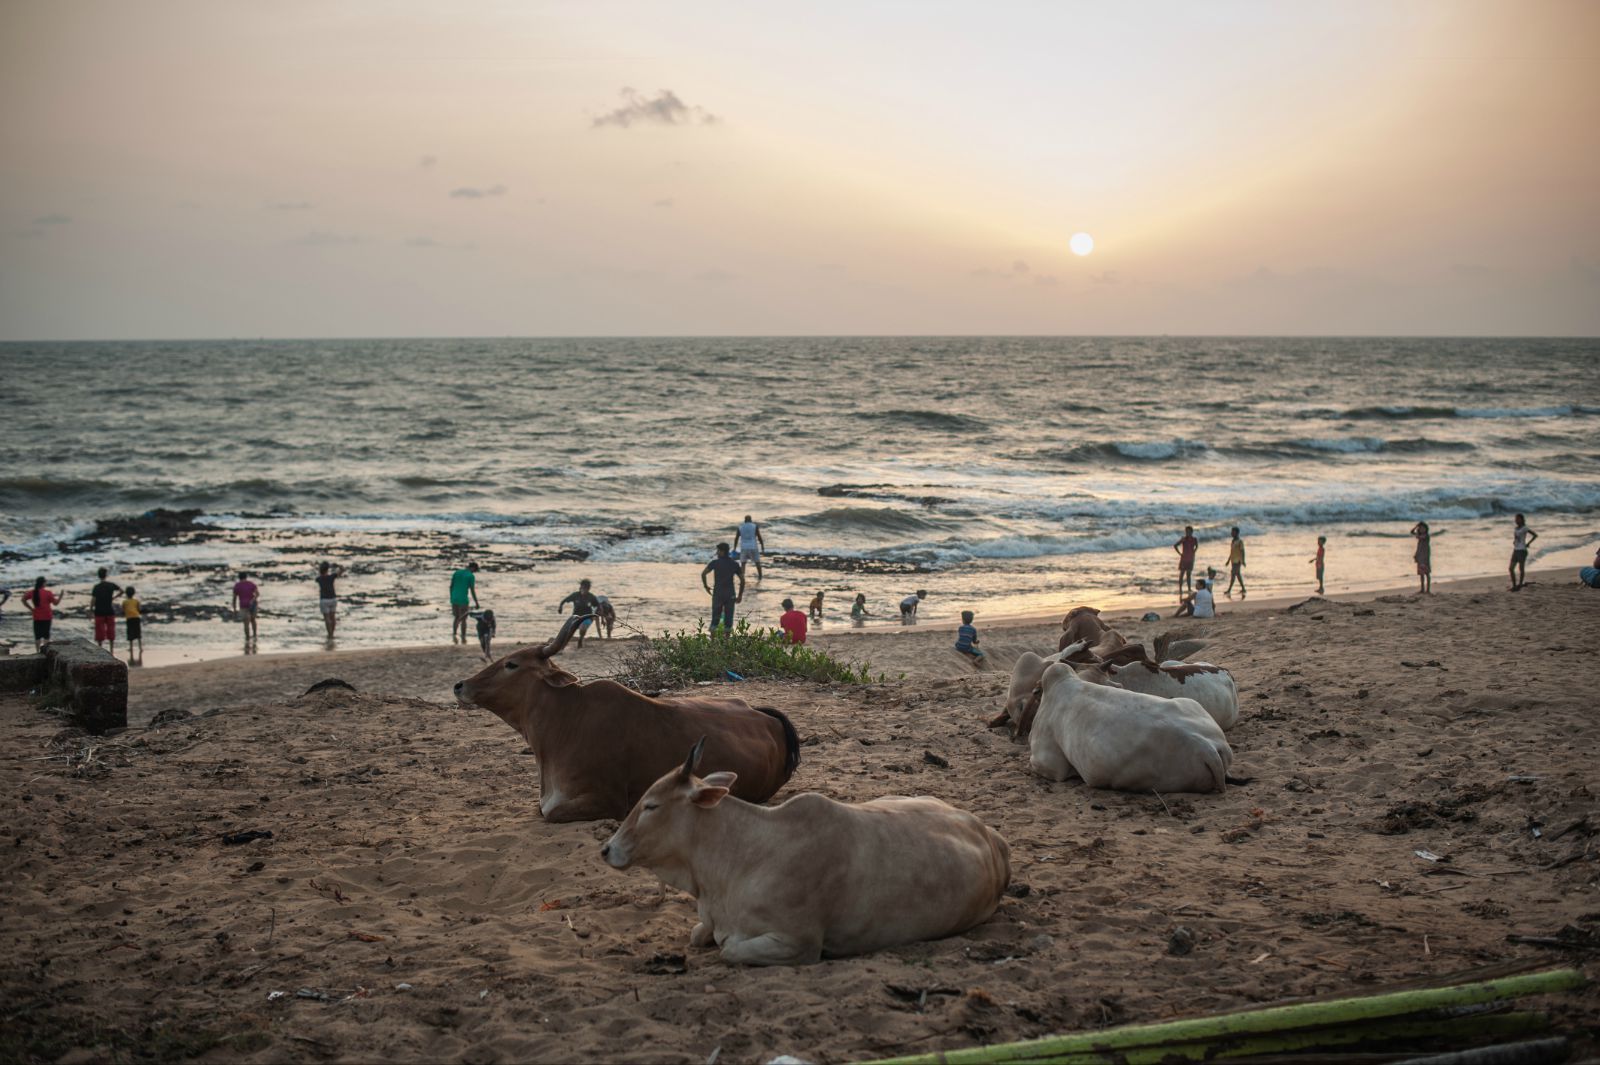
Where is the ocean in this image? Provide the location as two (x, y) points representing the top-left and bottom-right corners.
(2, 336), (1597, 663)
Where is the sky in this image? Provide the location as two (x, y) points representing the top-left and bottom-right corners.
(2, 1), (1597, 339)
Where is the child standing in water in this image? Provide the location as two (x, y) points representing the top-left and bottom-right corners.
(1225, 528), (1247, 598)
(954, 610), (984, 665)
(123, 586), (144, 661)
(1411, 521), (1432, 594)
(1310, 536), (1326, 595)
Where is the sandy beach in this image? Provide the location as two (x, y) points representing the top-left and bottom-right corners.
(4, 576), (1597, 1062)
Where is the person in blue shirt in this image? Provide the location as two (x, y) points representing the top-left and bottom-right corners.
(954, 610), (984, 664)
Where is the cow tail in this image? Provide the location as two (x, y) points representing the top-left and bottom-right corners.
(754, 706), (801, 776)
(1207, 748), (1227, 793)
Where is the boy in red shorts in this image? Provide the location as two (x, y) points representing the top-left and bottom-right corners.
(91, 567), (123, 654)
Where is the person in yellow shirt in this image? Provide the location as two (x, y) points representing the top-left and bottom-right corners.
(123, 586), (144, 661)
(1225, 527), (1247, 598)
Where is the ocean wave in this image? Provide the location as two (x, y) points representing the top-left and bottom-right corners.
(855, 409), (991, 433)
(1341, 404), (1596, 421)
(789, 506), (942, 535)
(1040, 440), (1211, 464)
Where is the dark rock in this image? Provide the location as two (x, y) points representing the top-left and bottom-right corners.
(90, 508), (209, 544)
(303, 678), (357, 696)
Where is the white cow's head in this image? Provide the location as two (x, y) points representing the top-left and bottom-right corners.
(601, 739), (737, 870)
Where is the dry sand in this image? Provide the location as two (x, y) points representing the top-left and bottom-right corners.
(4, 580), (1598, 1062)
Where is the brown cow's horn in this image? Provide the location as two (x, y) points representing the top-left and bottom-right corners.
(539, 614), (585, 658)
(680, 737), (706, 779)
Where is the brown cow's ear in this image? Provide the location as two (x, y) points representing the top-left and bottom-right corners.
(543, 669), (580, 688)
(701, 771), (738, 789)
(690, 784), (730, 808)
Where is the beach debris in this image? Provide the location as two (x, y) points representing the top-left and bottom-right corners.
(303, 678), (357, 696)
(478, 989), (489, 1000)
(295, 987), (331, 1001)
(308, 878), (350, 902)
(346, 931), (384, 942)
(766, 1057), (813, 1065)
(641, 951), (688, 975)
(1250, 952), (1270, 964)
(1167, 926), (1196, 955)
(706, 1048), (721, 1065)
(539, 899), (565, 911)
(1504, 925), (1600, 953)
(1004, 883), (1031, 898)
(1414, 849), (1448, 863)
(267, 990), (288, 1001)
(395, 983), (414, 991)
(921, 750), (949, 769)
(1141, 612), (1161, 622)
(1400, 659), (1444, 669)
(723, 670), (745, 682)
(221, 829), (274, 846)
(147, 707), (193, 727)
(860, 967), (1586, 1064)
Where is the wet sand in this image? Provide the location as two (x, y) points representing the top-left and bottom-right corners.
(4, 578), (1598, 1062)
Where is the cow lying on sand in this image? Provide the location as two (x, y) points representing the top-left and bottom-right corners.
(1093, 644), (1240, 731)
(601, 741), (1011, 966)
(1028, 646), (1233, 793)
(1057, 606), (1127, 657)
(455, 617), (799, 822)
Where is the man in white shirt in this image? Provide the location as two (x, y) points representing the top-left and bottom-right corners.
(734, 515), (765, 579)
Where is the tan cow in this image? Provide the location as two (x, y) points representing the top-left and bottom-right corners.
(1029, 660), (1233, 793)
(1057, 605), (1127, 657)
(455, 617), (799, 822)
(991, 640), (1100, 740)
(601, 741), (1011, 966)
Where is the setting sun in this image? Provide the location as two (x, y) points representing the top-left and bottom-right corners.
(1070, 232), (1095, 256)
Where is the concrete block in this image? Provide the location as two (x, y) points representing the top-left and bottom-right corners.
(0, 654), (47, 693)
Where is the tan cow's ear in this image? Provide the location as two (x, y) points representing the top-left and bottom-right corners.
(543, 670), (580, 688)
(690, 785), (730, 808)
(701, 771), (738, 789)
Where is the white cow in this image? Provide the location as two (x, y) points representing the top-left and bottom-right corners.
(1097, 649), (1240, 731)
(1029, 661), (1233, 793)
(601, 741), (1012, 966)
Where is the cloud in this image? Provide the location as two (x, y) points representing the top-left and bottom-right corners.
(449, 185), (508, 199)
(265, 200), (314, 211)
(34, 213), (71, 225)
(593, 88), (718, 129)
(405, 236), (475, 250)
(1091, 271), (1120, 285)
(1033, 274), (1059, 287)
(652, 198), (675, 208)
(1012, 260), (1030, 274)
(419, 154), (438, 169)
(291, 230), (363, 247)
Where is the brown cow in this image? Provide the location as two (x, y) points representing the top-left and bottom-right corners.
(454, 616), (800, 822)
(1057, 606), (1127, 658)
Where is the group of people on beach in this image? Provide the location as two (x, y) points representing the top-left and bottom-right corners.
(696, 518), (984, 663)
(1171, 513), (1548, 615)
(9, 511), (1591, 664)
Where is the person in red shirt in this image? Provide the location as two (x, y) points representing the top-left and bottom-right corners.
(778, 597), (808, 644)
(1173, 526), (1198, 599)
(22, 577), (65, 652)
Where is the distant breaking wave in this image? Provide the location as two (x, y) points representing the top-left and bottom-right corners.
(1341, 404), (1599, 421)
(854, 409), (991, 433)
